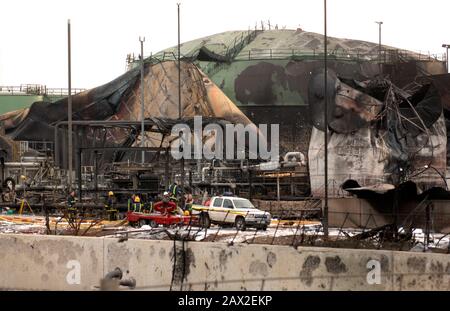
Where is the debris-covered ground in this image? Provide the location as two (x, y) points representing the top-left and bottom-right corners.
(1, 214), (448, 253)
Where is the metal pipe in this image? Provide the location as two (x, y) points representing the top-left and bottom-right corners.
(4, 162), (43, 167)
(177, 3), (185, 191)
(281, 162), (300, 169)
(424, 203), (431, 251)
(442, 44), (450, 73)
(375, 21), (383, 61)
(104, 267), (123, 280)
(79, 146), (165, 152)
(249, 169), (253, 201)
(55, 120), (169, 126)
(77, 148), (82, 204)
(119, 278), (136, 289)
(54, 119), (225, 128)
(375, 21), (383, 73)
(94, 151), (98, 200)
(283, 152), (306, 165)
(247, 161), (280, 170)
(165, 148), (170, 188)
(20, 157), (48, 161)
(276, 173), (280, 202)
(139, 36), (146, 164)
(54, 124), (59, 167)
(67, 19), (73, 191)
(201, 166), (209, 182)
(177, 3), (181, 120)
(323, 0), (329, 237)
(0, 157), (4, 186)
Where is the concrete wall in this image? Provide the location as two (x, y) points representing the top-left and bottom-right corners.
(0, 233), (450, 291)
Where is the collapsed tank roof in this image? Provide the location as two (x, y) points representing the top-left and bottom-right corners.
(151, 29), (427, 62)
(136, 28), (446, 157)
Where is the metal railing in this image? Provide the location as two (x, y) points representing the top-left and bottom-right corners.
(234, 48), (445, 63)
(0, 84), (85, 97)
(126, 30), (260, 67)
(128, 47), (445, 65)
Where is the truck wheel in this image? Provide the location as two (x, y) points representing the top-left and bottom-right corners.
(199, 213), (211, 229)
(261, 226), (268, 231)
(149, 220), (158, 228)
(139, 219), (148, 227)
(235, 217), (246, 231)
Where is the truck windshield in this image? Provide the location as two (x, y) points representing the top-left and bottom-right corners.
(233, 199), (255, 209)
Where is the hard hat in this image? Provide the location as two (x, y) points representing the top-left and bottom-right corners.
(108, 191), (114, 196)
(184, 210), (190, 216)
(134, 196), (141, 203)
(163, 191), (169, 196)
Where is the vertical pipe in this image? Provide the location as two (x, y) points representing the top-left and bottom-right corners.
(54, 125), (59, 167)
(74, 126), (80, 194)
(376, 21), (383, 71)
(77, 148), (82, 204)
(290, 173), (294, 196)
(276, 173), (280, 202)
(0, 157), (4, 187)
(62, 127), (67, 171)
(177, 3), (184, 190)
(248, 169), (253, 201)
(94, 151), (98, 201)
(424, 203), (431, 251)
(67, 19), (73, 191)
(165, 148), (170, 189)
(139, 37), (145, 164)
(323, 0), (329, 237)
(442, 45), (449, 73)
(379, 22), (381, 60)
(393, 184), (399, 239)
(177, 3), (181, 120)
(445, 45), (448, 73)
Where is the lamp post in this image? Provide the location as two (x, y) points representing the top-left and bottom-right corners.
(375, 21), (383, 62)
(442, 44), (450, 73)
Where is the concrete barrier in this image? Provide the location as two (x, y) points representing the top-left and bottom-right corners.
(0, 233), (449, 290)
(0, 234), (103, 290)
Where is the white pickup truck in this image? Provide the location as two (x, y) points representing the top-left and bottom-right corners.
(192, 196), (271, 231)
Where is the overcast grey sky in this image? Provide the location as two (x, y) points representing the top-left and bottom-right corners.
(0, 0), (449, 89)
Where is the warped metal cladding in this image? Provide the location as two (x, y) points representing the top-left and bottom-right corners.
(0, 61), (261, 168)
(308, 70), (447, 197)
(147, 29), (446, 157)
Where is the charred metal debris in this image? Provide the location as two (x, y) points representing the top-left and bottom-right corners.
(0, 50), (449, 252)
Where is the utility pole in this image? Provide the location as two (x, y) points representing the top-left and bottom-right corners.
(139, 36), (145, 164)
(442, 44), (450, 73)
(375, 21), (383, 63)
(67, 19), (73, 191)
(323, 0), (329, 237)
(177, 3), (181, 120)
(177, 3), (184, 190)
